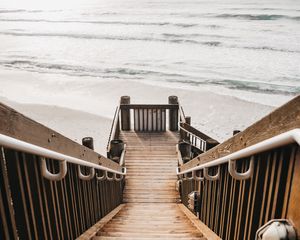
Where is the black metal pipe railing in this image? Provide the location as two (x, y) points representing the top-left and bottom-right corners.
(180, 143), (299, 240)
(0, 147), (124, 240)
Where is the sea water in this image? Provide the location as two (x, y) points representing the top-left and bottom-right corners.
(0, 0), (299, 106)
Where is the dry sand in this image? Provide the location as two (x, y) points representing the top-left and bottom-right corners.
(0, 69), (284, 155)
(0, 98), (112, 154)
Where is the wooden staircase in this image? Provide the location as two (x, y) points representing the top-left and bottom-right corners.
(93, 131), (207, 239)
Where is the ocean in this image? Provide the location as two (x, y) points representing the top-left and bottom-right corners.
(0, 0), (299, 106)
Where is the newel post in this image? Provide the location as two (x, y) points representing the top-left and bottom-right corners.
(180, 116), (191, 141)
(120, 96), (131, 131)
(82, 137), (94, 150)
(168, 96), (178, 131)
(206, 138), (219, 150)
(233, 130), (241, 136)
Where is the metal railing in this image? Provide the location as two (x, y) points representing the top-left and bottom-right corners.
(0, 103), (125, 240)
(177, 129), (300, 177)
(176, 94), (300, 240)
(176, 97), (300, 240)
(177, 130), (300, 239)
(0, 134), (126, 178)
(180, 144), (299, 240)
(0, 146), (125, 240)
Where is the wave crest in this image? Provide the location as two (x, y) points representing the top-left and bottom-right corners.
(216, 13), (300, 21)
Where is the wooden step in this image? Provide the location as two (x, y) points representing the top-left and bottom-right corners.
(92, 131), (208, 239)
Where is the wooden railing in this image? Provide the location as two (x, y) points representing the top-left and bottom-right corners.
(177, 95), (300, 240)
(0, 103), (125, 240)
(178, 101), (219, 156)
(107, 96), (180, 137)
(179, 122), (219, 152)
(120, 104), (179, 132)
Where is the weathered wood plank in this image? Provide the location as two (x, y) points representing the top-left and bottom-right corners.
(76, 204), (125, 240)
(119, 131), (179, 204)
(120, 104), (178, 110)
(180, 122), (219, 143)
(91, 131), (208, 239)
(95, 203), (206, 239)
(286, 147), (300, 231)
(178, 204), (221, 240)
(180, 95), (300, 172)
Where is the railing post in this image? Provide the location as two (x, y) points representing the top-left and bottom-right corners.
(178, 141), (192, 164)
(185, 116), (191, 125)
(206, 138), (219, 150)
(180, 116), (191, 141)
(82, 137), (94, 150)
(184, 116), (191, 141)
(168, 96), (178, 131)
(233, 130), (241, 136)
(109, 139), (124, 163)
(82, 137), (94, 176)
(120, 96), (131, 131)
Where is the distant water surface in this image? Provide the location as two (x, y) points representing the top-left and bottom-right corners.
(0, 0), (299, 102)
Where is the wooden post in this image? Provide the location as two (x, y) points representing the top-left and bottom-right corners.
(82, 137), (94, 175)
(109, 139), (124, 163)
(181, 116), (191, 141)
(168, 96), (178, 131)
(206, 138), (219, 151)
(82, 137), (94, 150)
(233, 130), (241, 136)
(120, 96), (131, 131)
(178, 141), (191, 163)
(185, 116), (191, 125)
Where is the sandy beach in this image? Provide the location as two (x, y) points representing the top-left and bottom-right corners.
(0, 69), (282, 155)
(0, 98), (112, 154)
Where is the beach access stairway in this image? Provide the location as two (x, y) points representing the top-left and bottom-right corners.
(93, 131), (207, 239)
(1, 95), (300, 240)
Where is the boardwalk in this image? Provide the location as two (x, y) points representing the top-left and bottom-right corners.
(94, 131), (206, 239)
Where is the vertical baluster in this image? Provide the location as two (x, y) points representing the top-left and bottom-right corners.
(162, 109), (166, 131)
(148, 109), (152, 131)
(139, 108), (144, 131)
(144, 109), (148, 131)
(134, 109), (138, 131)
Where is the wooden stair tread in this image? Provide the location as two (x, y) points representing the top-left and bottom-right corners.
(94, 131), (207, 239)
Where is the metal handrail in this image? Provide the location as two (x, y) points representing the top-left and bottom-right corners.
(106, 171), (114, 181)
(78, 165), (96, 180)
(228, 156), (254, 180)
(203, 166), (220, 181)
(96, 171), (107, 181)
(0, 133), (126, 176)
(177, 128), (300, 176)
(41, 157), (67, 181)
(178, 104), (186, 124)
(107, 106), (120, 152)
(192, 170), (204, 181)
